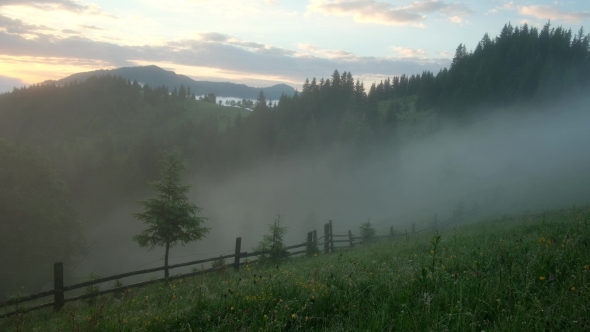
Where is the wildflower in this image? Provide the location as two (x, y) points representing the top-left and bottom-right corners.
(584, 265), (589, 270)
(314, 254), (318, 257)
(571, 287), (576, 291)
(291, 314), (297, 319)
(305, 316), (309, 322)
(539, 276), (545, 281)
(538, 238), (546, 243)
(231, 307), (234, 311)
(264, 315), (268, 319)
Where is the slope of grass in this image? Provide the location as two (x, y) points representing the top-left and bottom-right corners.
(2, 206), (589, 331)
(162, 100), (250, 132)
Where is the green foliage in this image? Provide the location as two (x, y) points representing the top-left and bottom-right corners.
(0, 139), (85, 299)
(6, 207), (590, 331)
(132, 148), (210, 277)
(359, 219), (376, 243)
(254, 213), (289, 265)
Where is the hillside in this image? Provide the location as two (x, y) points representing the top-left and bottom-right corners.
(46, 65), (296, 100)
(1, 206), (589, 331)
(0, 75), (251, 223)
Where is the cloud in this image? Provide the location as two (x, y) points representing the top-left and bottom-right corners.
(194, 33), (296, 56)
(0, 0), (86, 12)
(449, 15), (462, 23)
(518, 5), (590, 23)
(0, 28), (450, 87)
(79, 24), (105, 30)
(0, 0), (115, 17)
(297, 43), (358, 59)
(392, 46), (427, 58)
(488, 1), (515, 14)
(198, 32), (230, 42)
(0, 14), (44, 34)
(306, 0), (472, 27)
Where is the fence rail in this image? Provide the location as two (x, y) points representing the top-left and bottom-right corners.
(1, 205), (483, 319)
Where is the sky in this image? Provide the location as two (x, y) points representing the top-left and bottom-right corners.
(0, 0), (589, 92)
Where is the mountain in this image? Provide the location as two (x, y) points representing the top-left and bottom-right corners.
(46, 65), (295, 100)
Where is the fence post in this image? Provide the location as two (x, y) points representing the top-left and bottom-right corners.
(329, 220), (334, 253)
(234, 237), (241, 271)
(348, 230), (353, 247)
(307, 232), (313, 254)
(313, 230), (317, 248)
(412, 223), (415, 234)
(53, 262), (64, 311)
(324, 223), (329, 254)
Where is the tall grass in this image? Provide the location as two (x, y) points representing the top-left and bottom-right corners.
(2, 206), (589, 331)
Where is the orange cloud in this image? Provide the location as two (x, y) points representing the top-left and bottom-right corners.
(0, 55), (114, 84)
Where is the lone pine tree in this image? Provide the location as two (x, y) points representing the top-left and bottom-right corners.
(132, 148), (209, 278)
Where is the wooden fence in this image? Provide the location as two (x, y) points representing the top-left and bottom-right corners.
(1, 207), (481, 319)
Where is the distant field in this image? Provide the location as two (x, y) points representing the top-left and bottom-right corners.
(2, 206), (589, 331)
(163, 100), (251, 131)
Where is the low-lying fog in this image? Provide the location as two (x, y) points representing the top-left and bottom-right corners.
(73, 96), (590, 281)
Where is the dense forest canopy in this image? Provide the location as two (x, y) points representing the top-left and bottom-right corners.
(0, 21), (589, 296)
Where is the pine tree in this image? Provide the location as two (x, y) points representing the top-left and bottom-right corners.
(132, 148), (209, 278)
(359, 219), (376, 243)
(255, 213), (289, 264)
(254, 90), (268, 111)
(178, 84), (187, 101)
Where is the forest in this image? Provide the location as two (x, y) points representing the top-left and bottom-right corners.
(0, 21), (589, 299)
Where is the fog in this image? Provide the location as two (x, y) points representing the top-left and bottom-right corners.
(72, 96), (590, 282)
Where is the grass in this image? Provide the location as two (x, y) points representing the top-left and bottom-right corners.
(2, 206), (590, 331)
(161, 100), (250, 132)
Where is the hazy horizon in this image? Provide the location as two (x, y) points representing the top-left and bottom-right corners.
(1, 0), (589, 93)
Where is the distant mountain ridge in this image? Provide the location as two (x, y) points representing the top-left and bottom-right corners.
(46, 65), (295, 100)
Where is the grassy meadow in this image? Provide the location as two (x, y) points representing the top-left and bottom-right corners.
(2, 206), (590, 331)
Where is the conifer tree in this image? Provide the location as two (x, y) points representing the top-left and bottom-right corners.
(132, 148), (209, 278)
(255, 213), (289, 264)
(359, 219), (376, 243)
(254, 90), (268, 111)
